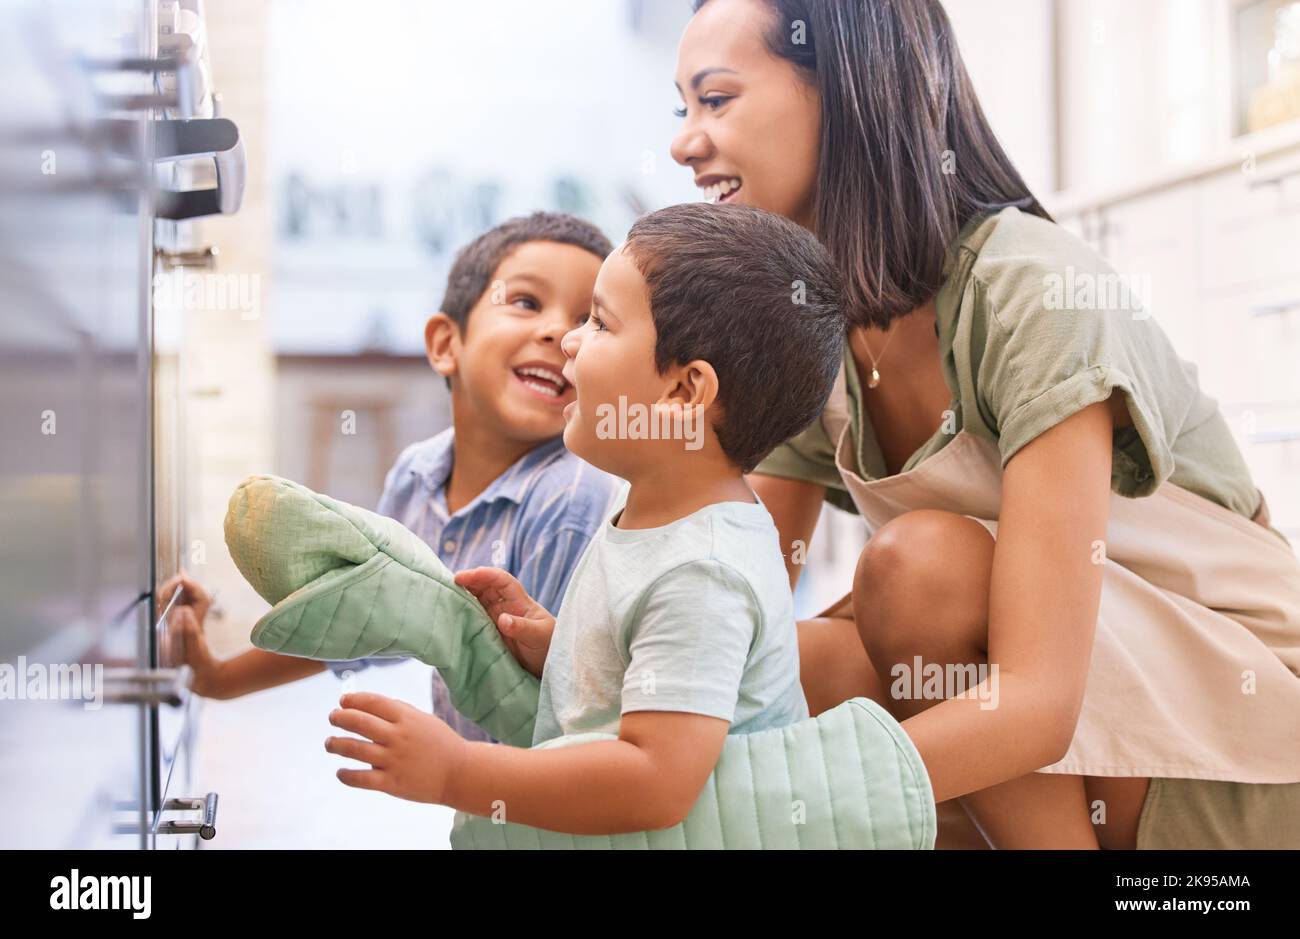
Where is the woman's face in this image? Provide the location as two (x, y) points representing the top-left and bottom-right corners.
(671, 0), (821, 228)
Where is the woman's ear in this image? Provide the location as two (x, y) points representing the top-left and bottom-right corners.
(425, 312), (459, 380)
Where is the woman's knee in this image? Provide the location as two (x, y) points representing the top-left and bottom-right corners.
(852, 510), (994, 660)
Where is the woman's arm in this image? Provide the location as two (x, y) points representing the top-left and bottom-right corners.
(748, 473), (826, 589)
(901, 400), (1115, 802)
(329, 694), (728, 833)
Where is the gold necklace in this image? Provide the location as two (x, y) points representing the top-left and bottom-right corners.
(854, 325), (900, 389)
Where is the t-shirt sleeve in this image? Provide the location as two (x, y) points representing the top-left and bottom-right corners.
(619, 559), (759, 723)
(969, 249), (1188, 498)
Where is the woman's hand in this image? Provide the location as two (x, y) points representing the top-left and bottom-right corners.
(454, 567), (555, 678)
(328, 692), (469, 805)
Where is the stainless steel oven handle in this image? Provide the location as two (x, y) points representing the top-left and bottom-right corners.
(80, 33), (198, 116)
(157, 792), (219, 840)
(153, 117), (245, 220)
(101, 666), (191, 707)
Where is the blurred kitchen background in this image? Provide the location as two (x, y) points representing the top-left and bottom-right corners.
(2, 0), (1298, 848)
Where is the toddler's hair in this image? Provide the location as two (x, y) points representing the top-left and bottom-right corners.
(625, 203), (845, 473)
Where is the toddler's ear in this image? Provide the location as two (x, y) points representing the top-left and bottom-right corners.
(425, 312), (459, 380)
(661, 359), (719, 411)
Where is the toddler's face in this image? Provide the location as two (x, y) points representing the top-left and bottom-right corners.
(560, 245), (691, 478)
(450, 241), (601, 443)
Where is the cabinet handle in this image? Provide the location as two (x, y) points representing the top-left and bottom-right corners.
(157, 792), (219, 840)
(1246, 167), (1300, 191)
(1249, 428), (1300, 444)
(1251, 298), (1300, 317)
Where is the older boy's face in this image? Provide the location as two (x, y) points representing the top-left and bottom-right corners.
(560, 246), (669, 476)
(455, 241), (602, 443)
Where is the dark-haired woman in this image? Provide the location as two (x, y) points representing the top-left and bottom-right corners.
(671, 0), (1300, 848)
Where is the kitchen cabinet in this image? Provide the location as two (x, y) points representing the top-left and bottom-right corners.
(1049, 123), (1300, 540)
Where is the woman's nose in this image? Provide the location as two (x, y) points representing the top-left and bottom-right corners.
(670, 119), (711, 168)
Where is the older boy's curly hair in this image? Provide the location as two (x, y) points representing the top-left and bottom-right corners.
(440, 212), (613, 330)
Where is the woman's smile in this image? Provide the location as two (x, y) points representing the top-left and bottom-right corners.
(697, 174), (744, 204)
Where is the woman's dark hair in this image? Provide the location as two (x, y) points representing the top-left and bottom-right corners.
(625, 202), (845, 474)
(691, 0), (1051, 328)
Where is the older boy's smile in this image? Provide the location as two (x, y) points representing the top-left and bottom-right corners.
(512, 360), (571, 403)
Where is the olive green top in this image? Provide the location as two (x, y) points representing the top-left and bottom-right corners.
(757, 206), (1270, 530)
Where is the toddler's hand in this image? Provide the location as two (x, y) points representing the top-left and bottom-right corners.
(454, 568), (554, 678)
(327, 692), (468, 805)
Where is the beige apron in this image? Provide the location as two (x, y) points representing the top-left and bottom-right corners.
(819, 368), (1300, 784)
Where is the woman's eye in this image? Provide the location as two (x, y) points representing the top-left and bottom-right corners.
(674, 96), (730, 118)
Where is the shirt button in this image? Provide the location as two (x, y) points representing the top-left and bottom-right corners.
(443, 539), (456, 552)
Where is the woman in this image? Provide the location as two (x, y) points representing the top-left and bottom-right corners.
(670, 0), (1300, 848)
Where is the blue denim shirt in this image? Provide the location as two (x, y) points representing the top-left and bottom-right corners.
(328, 430), (623, 741)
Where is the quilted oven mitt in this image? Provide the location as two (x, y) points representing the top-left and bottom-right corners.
(224, 475), (937, 849)
(223, 474), (539, 747)
(451, 697), (936, 850)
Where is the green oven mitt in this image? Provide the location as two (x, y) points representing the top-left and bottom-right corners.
(223, 474), (538, 747)
(450, 696), (935, 850)
(223, 475), (936, 849)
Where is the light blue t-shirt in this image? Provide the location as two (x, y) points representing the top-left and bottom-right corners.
(532, 496), (810, 746)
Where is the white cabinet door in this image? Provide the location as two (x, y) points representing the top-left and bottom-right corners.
(1199, 146), (1300, 293)
(1199, 278), (1300, 405)
(1218, 401), (1300, 542)
(1097, 187), (1206, 369)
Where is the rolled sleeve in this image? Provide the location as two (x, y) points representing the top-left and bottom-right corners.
(973, 259), (1180, 498)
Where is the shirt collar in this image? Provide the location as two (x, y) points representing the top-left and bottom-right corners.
(407, 432), (567, 512)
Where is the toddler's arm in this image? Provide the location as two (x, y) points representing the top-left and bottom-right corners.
(328, 693), (727, 833)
